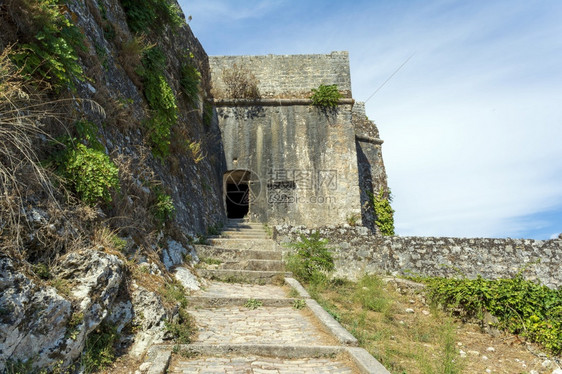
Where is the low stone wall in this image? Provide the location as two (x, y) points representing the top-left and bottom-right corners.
(273, 226), (562, 288)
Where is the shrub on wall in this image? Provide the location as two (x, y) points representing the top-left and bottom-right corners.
(180, 60), (201, 108)
(369, 188), (395, 236)
(10, 0), (86, 92)
(310, 84), (342, 108)
(55, 141), (120, 205)
(137, 46), (178, 160)
(119, 0), (183, 34)
(150, 186), (175, 225)
(221, 64), (260, 99)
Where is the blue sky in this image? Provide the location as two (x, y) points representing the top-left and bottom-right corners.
(178, 0), (562, 239)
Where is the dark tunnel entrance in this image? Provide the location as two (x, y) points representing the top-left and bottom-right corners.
(224, 170), (254, 219)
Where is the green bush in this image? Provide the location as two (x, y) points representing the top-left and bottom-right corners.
(137, 47), (178, 160)
(10, 0), (85, 92)
(424, 274), (562, 354)
(150, 187), (175, 224)
(310, 84), (342, 108)
(180, 61), (201, 108)
(55, 142), (120, 205)
(164, 307), (193, 344)
(82, 323), (118, 373)
(120, 0), (183, 34)
(285, 231), (334, 284)
(369, 188), (395, 236)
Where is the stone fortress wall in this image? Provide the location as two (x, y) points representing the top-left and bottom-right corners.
(209, 52), (368, 227)
(209, 51), (352, 98)
(274, 226), (562, 288)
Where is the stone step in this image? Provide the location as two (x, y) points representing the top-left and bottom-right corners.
(222, 227), (267, 233)
(191, 281), (291, 299)
(202, 259), (285, 272)
(188, 305), (338, 346)
(213, 232), (269, 239)
(195, 245), (282, 261)
(196, 269), (290, 284)
(146, 344), (390, 374)
(166, 343), (346, 359)
(168, 352), (356, 374)
(212, 235), (270, 241)
(206, 238), (277, 251)
(224, 223), (265, 229)
(186, 296), (298, 308)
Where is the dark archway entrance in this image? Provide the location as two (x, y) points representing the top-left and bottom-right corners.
(224, 170), (255, 219)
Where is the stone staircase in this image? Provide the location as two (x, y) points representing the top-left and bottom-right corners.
(141, 219), (389, 373)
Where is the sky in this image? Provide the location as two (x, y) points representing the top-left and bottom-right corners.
(177, 0), (562, 239)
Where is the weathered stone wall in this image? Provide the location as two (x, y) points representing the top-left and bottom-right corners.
(210, 52), (363, 226)
(209, 52), (352, 98)
(0, 1), (226, 370)
(352, 102), (389, 232)
(217, 103), (362, 226)
(68, 0), (227, 237)
(274, 226), (562, 288)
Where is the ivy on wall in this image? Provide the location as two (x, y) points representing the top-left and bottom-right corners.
(369, 188), (395, 236)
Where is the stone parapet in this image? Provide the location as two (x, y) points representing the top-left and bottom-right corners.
(274, 226), (562, 288)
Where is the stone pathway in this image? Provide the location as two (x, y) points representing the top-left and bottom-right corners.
(168, 355), (355, 374)
(142, 219), (389, 374)
(190, 304), (338, 346)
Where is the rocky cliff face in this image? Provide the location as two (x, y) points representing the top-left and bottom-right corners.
(0, 0), (223, 370)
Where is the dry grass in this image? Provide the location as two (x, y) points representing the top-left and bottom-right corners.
(307, 276), (464, 374)
(218, 64), (260, 99)
(0, 46), (105, 261)
(118, 36), (150, 89)
(107, 146), (168, 246)
(307, 275), (559, 374)
(93, 86), (136, 130)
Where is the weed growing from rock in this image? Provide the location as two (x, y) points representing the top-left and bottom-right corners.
(53, 141), (120, 206)
(8, 0), (86, 92)
(221, 64), (260, 99)
(179, 55), (201, 108)
(292, 299), (306, 310)
(120, 0), (183, 34)
(310, 84), (342, 108)
(244, 298), (263, 310)
(81, 323), (118, 373)
(150, 186), (175, 225)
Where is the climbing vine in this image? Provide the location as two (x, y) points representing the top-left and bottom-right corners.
(369, 188), (395, 236)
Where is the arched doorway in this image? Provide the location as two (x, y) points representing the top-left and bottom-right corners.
(223, 170), (256, 219)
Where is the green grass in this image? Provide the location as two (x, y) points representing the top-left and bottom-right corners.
(244, 298), (263, 310)
(303, 275), (463, 374)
